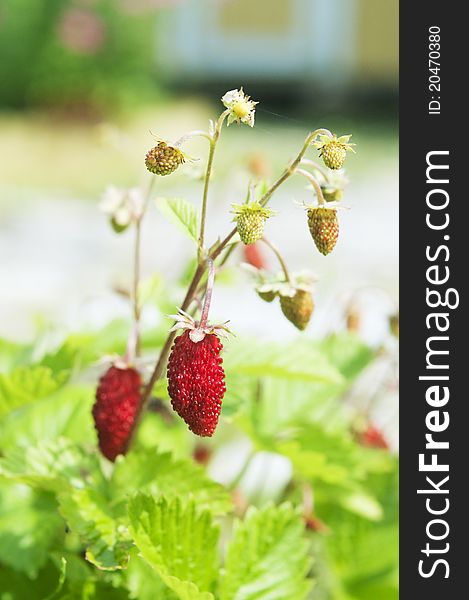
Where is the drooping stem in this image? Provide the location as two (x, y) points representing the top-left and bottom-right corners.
(210, 129), (332, 259)
(175, 130), (213, 145)
(295, 167), (326, 206)
(199, 259), (215, 329)
(258, 128), (331, 207)
(300, 158), (330, 181)
(260, 237), (291, 283)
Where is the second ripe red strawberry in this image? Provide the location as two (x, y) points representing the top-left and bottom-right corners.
(167, 329), (226, 437)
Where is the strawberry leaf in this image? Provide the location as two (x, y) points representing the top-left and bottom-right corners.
(224, 338), (343, 383)
(220, 504), (313, 600)
(0, 482), (63, 578)
(156, 197), (199, 243)
(58, 487), (132, 571)
(0, 365), (67, 418)
(128, 494), (218, 599)
(111, 449), (231, 515)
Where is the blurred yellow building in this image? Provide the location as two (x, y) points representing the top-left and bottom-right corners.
(156, 0), (398, 91)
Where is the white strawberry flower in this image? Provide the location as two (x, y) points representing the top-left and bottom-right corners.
(221, 88), (258, 127)
(100, 186), (145, 230)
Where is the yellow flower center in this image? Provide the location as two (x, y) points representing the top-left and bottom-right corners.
(232, 101), (250, 119)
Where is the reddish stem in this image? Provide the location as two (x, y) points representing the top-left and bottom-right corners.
(199, 259), (214, 329)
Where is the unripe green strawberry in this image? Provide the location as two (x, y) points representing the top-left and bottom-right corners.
(145, 141), (185, 176)
(232, 202), (273, 245)
(308, 207), (339, 256)
(280, 289), (314, 330)
(389, 312), (399, 338)
(321, 186), (343, 203)
(257, 289), (276, 303)
(314, 134), (355, 170)
(321, 142), (347, 170)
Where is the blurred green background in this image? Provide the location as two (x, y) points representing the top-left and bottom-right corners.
(0, 0), (398, 341)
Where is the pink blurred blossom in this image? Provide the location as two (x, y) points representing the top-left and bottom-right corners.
(57, 8), (106, 55)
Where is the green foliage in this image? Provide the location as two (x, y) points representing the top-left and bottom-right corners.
(225, 338), (343, 384)
(58, 487), (132, 571)
(111, 449), (231, 515)
(156, 197), (200, 244)
(129, 495), (219, 599)
(0, 0), (159, 110)
(220, 504), (313, 600)
(0, 365), (67, 418)
(0, 482), (63, 578)
(0, 322), (397, 599)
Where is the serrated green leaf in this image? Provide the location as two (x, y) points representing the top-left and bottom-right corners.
(248, 378), (344, 436)
(0, 482), (63, 578)
(137, 274), (164, 307)
(126, 548), (178, 600)
(0, 337), (34, 372)
(318, 334), (374, 381)
(275, 427), (360, 486)
(221, 374), (254, 417)
(0, 561), (66, 600)
(44, 557), (67, 600)
(0, 365), (66, 418)
(111, 449), (231, 515)
(156, 197), (199, 243)
(323, 465), (399, 592)
(274, 426), (391, 519)
(224, 338), (343, 384)
(39, 338), (83, 379)
(128, 494), (218, 599)
(0, 385), (95, 448)
(0, 438), (105, 493)
(58, 487), (132, 571)
(220, 504), (313, 600)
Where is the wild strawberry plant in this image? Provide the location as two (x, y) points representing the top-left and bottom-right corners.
(0, 90), (398, 599)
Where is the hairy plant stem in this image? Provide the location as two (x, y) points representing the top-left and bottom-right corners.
(199, 259), (214, 329)
(259, 128), (331, 207)
(133, 127), (332, 436)
(131, 218), (142, 356)
(198, 111), (229, 261)
(126, 177), (155, 362)
(213, 129), (332, 257)
(261, 237), (291, 283)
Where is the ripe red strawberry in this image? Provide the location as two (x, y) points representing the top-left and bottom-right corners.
(167, 330), (226, 437)
(308, 207), (339, 256)
(304, 514), (329, 533)
(92, 365), (141, 461)
(359, 425), (389, 450)
(193, 444), (212, 466)
(243, 242), (268, 270)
